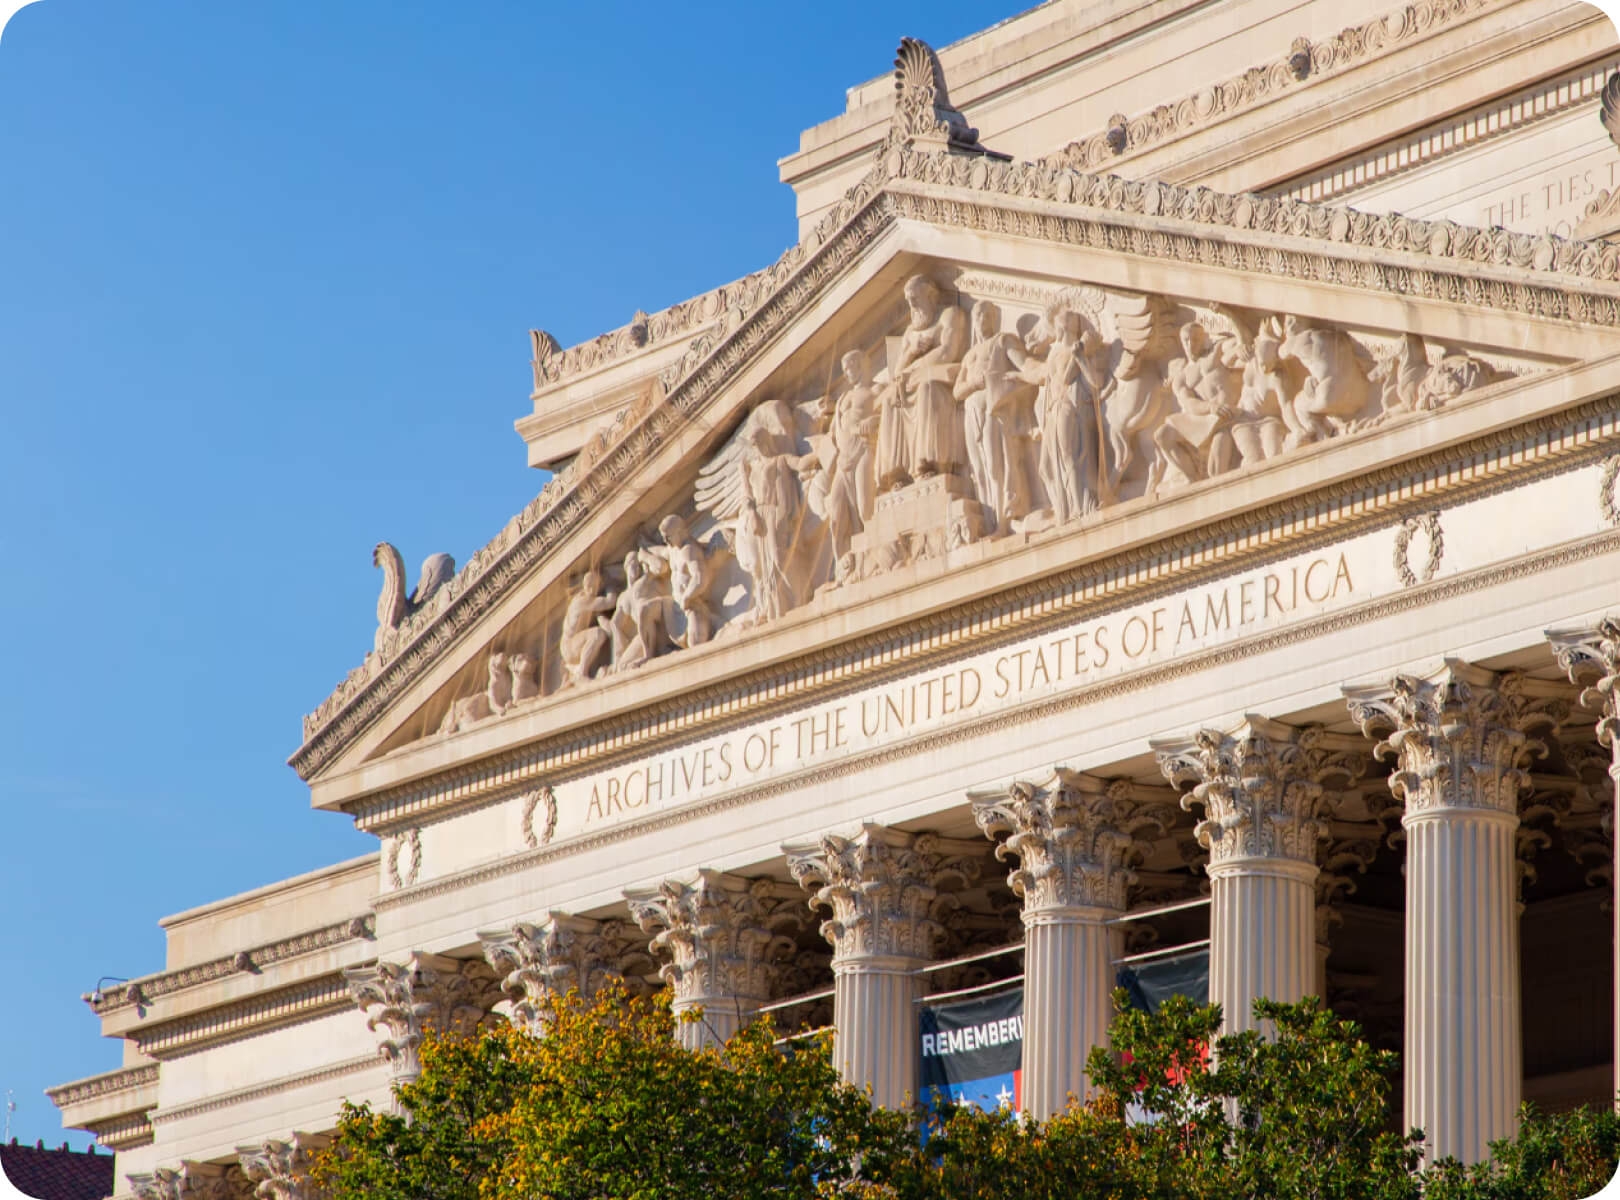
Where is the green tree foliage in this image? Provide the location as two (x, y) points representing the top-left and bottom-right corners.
(312, 985), (1617, 1200)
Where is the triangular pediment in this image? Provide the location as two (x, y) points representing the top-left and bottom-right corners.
(291, 142), (1620, 804)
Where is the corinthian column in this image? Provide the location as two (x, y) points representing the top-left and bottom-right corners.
(1550, 619), (1620, 1111)
(479, 915), (652, 1034)
(343, 952), (500, 1086)
(1156, 718), (1361, 1034)
(971, 771), (1171, 1117)
(786, 824), (980, 1108)
(1347, 660), (1562, 1164)
(627, 870), (802, 1050)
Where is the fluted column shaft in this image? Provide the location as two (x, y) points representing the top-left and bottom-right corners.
(1022, 905), (1115, 1116)
(1404, 807), (1521, 1161)
(832, 958), (922, 1107)
(1207, 858), (1317, 1033)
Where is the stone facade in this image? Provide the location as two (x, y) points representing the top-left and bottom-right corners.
(50, 0), (1620, 1185)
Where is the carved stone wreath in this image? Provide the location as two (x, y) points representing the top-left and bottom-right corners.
(521, 785), (558, 850)
(387, 828), (422, 890)
(1393, 512), (1445, 588)
(1600, 454), (1620, 527)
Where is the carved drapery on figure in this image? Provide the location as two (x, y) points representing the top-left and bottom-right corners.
(1154, 719), (1366, 867)
(970, 771), (1172, 913)
(425, 274), (1522, 741)
(785, 825), (981, 963)
(478, 916), (653, 1034)
(343, 954), (500, 1082)
(236, 1134), (331, 1200)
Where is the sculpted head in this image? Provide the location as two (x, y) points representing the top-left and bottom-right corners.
(841, 348), (871, 387)
(1180, 321), (1208, 358)
(970, 299), (1000, 341)
(658, 513), (690, 547)
(578, 566), (602, 595)
(1052, 308), (1082, 345)
(623, 551), (644, 582)
(904, 275), (941, 327)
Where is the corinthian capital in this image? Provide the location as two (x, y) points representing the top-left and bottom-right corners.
(1154, 717), (1362, 868)
(970, 771), (1172, 914)
(479, 916), (653, 1033)
(626, 871), (802, 1007)
(236, 1134), (331, 1200)
(343, 953), (500, 1080)
(1345, 660), (1565, 820)
(1550, 619), (1620, 755)
(128, 1164), (230, 1200)
(784, 824), (981, 964)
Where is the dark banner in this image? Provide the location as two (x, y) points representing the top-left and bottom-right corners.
(917, 985), (1024, 1112)
(1117, 946), (1210, 1013)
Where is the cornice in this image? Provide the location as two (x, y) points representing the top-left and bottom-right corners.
(149, 1055), (380, 1126)
(1038, 0), (1504, 173)
(293, 138), (1620, 782)
(131, 974), (357, 1060)
(89, 915), (374, 1015)
(354, 392), (1620, 839)
(45, 1063), (159, 1108)
(93, 1113), (155, 1152)
(1280, 52), (1620, 207)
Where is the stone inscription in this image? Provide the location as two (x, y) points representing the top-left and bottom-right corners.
(558, 544), (1363, 833)
(1477, 156), (1620, 237)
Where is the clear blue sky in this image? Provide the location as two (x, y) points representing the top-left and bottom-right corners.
(0, 0), (1006, 1149)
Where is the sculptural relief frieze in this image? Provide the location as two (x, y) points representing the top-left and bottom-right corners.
(423, 271), (1524, 743)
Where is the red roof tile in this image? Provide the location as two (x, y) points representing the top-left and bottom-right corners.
(1, 1141), (114, 1200)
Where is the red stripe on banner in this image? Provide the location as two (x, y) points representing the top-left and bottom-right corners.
(1013, 1068), (1022, 1111)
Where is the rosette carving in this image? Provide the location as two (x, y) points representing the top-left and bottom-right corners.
(970, 771), (1172, 914)
(785, 824), (981, 964)
(1345, 660), (1566, 819)
(479, 915), (654, 1034)
(1155, 718), (1364, 867)
(626, 871), (802, 1008)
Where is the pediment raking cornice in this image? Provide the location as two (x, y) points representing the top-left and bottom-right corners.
(292, 109), (1620, 783)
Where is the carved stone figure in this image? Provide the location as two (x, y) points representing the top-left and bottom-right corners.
(604, 551), (672, 672)
(695, 398), (824, 625)
(1416, 349), (1507, 409)
(810, 349), (880, 564)
(876, 275), (969, 489)
(1099, 292), (1176, 499)
(1151, 321), (1244, 490)
(559, 567), (616, 685)
(956, 299), (1036, 526)
(373, 543), (455, 652)
(643, 513), (716, 647)
(509, 651), (540, 702)
(1024, 306), (1100, 525)
(438, 649), (512, 734)
(1371, 332), (1430, 416)
(1277, 315), (1376, 446)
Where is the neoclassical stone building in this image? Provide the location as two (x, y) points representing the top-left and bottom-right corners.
(49, 0), (1620, 1192)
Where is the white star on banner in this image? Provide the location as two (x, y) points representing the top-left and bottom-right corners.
(995, 1085), (1013, 1109)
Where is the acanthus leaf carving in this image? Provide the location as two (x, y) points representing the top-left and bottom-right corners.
(1155, 718), (1366, 868)
(785, 824), (981, 963)
(236, 1134), (331, 1200)
(971, 771), (1172, 913)
(478, 915), (653, 1034)
(342, 953), (501, 1082)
